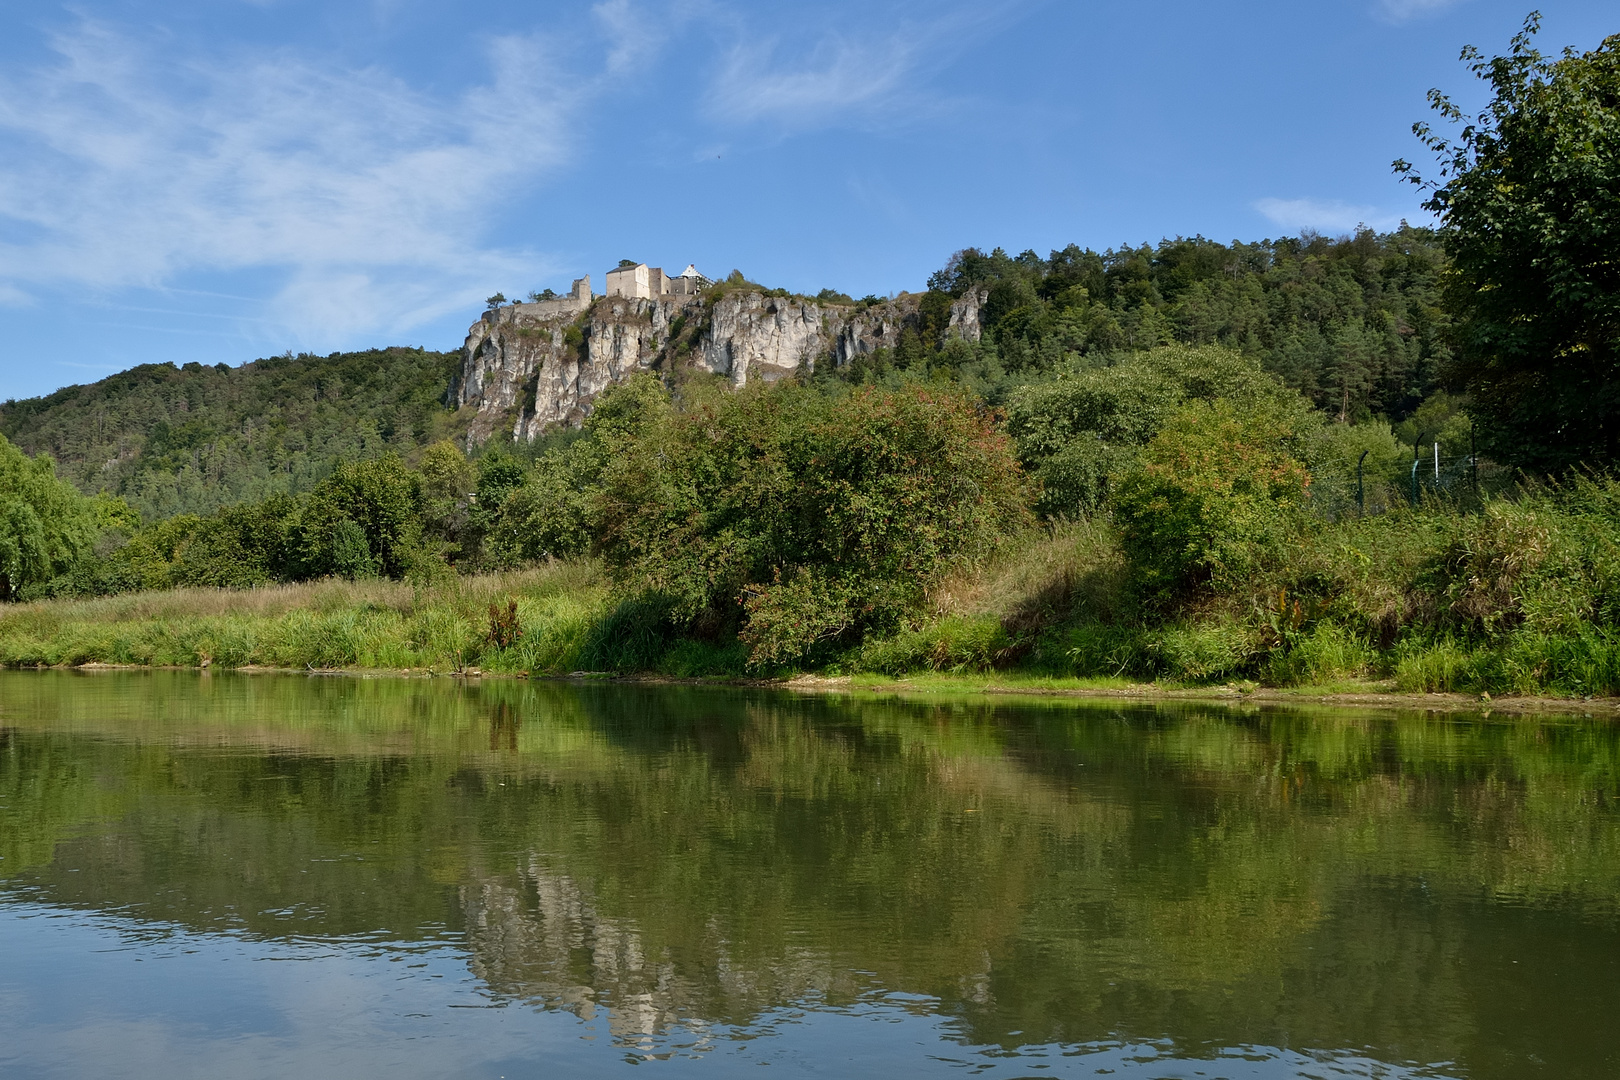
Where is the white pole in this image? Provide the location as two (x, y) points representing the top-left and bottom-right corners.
(1433, 442), (1440, 481)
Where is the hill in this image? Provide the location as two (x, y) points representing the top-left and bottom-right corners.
(0, 347), (463, 522)
(912, 225), (1451, 419)
(0, 227), (1451, 522)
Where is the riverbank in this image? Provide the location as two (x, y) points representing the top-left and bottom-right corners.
(786, 672), (1620, 716)
(17, 661), (1619, 717)
(5, 507), (1620, 705)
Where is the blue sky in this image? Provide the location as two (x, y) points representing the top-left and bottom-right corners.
(0, 0), (1612, 400)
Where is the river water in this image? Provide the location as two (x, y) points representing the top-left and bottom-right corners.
(0, 671), (1615, 1078)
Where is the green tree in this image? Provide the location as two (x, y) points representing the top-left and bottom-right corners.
(297, 455), (423, 580)
(1006, 345), (1295, 517)
(0, 433), (95, 599)
(594, 380), (1031, 667)
(1113, 399), (1312, 600)
(417, 440), (477, 564)
(171, 495), (300, 588)
(1397, 15), (1620, 471)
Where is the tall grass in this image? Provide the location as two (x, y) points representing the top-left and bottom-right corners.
(0, 563), (609, 675)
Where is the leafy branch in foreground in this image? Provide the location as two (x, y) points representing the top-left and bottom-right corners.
(1396, 12), (1620, 472)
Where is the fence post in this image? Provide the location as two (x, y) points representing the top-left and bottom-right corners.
(1357, 449), (1368, 514)
(1471, 425), (1479, 500)
(1411, 458), (1421, 505)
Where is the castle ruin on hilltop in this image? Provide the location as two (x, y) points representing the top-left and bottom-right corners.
(604, 262), (709, 299)
(461, 262), (986, 445)
(490, 263), (711, 323)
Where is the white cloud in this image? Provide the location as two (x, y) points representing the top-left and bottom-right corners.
(0, 19), (581, 343)
(703, 3), (1012, 131)
(1253, 197), (1403, 235)
(594, 0), (682, 76)
(1374, 0), (1465, 25)
(708, 34), (919, 126)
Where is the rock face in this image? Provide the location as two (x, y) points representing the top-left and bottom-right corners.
(457, 288), (985, 445)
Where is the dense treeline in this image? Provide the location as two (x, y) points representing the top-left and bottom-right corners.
(0, 347), (462, 521)
(5, 350), (1620, 696)
(833, 226), (1451, 424)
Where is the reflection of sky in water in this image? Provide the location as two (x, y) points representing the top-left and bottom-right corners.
(0, 902), (1455, 1080)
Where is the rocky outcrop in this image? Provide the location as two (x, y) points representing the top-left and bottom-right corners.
(948, 286), (989, 341)
(457, 288), (984, 445)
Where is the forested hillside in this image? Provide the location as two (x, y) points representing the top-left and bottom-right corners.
(0, 227), (1449, 523)
(847, 226), (1450, 421)
(0, 348), (462, 522)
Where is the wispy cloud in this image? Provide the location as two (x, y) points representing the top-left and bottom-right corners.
(708, 34), (920, 126)
(1373, 0), (1466, 26)
(594, 0), (684, 76)
(704, 3), (1013, 131)
(1254, 196), (1403, 235)
(0, 19), (581, 344)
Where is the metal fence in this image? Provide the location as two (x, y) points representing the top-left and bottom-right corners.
(1309, 444), (1520, 521)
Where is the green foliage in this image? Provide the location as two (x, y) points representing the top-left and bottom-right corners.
(1296, 418), (1410, 518)
(0, 434), (95, 600)
(298, 455), (424, 580)
(172, 495), (300, 588)
(593, 379), (1031, 668)
(489, 375), (671, 567)
(853, 615), (1013, 675)
(1006, 345), (1294, 516)
(1398, 16), (1620, 472)
(915, 229), (1450, 418)
(493, 449), (599, 564)
(1265, 622), (1376, 686)
(0, 347), (461, 521)
(575, 594), (681, 673)
(1147, 619), (1255, 681)
(1113, 398), (1313, 599)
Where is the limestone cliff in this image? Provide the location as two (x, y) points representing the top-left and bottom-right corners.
(456, 287), (986, 445)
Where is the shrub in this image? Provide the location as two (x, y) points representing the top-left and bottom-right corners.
(171, 495), (299, 588)
(487, 599), (521, 649)
(1113, 398), (1312, 601)
(1007, 346), (1299, 518)
(594, 380), (1031, 668)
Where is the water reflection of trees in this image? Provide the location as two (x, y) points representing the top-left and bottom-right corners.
(2, 672), (1618, 1075)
